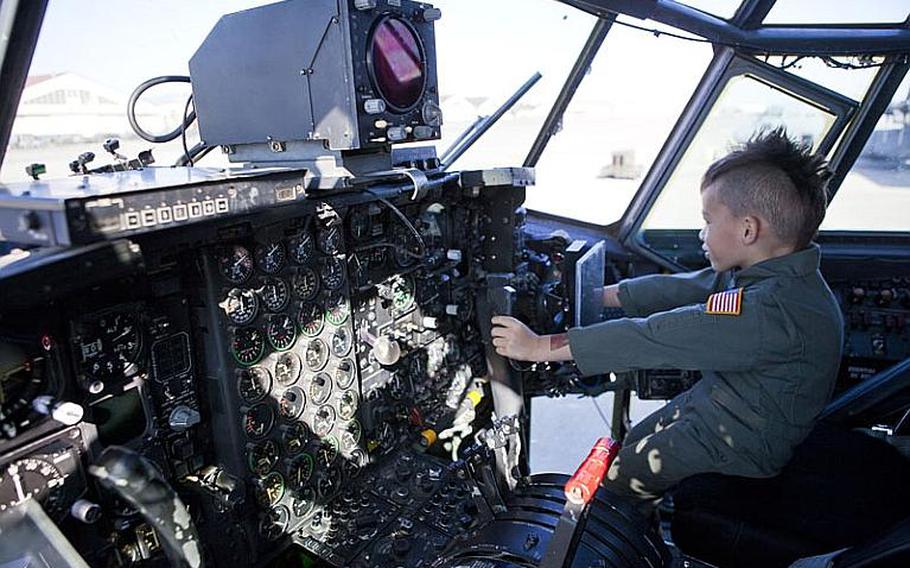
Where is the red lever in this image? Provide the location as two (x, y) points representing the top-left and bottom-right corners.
(564, 437), (621, 505)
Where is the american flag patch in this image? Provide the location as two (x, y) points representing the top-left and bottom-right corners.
(705, 288), (743, 316)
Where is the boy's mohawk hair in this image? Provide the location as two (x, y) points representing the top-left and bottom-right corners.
(702, 127), (833, 249)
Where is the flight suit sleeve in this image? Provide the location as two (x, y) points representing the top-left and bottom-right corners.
(568, 290), (763, 376)
(617, 268), (728, 317)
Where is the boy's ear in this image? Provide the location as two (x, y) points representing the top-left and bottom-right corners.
(741, 215), (761, 245)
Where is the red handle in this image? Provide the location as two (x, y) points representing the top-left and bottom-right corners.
(564, 437), (621, 505)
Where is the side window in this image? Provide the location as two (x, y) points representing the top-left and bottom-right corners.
(642, 72), (839, 233)
(821, 74), (910, 232)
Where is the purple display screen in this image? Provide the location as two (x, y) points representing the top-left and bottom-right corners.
(370, 17), (425, 111)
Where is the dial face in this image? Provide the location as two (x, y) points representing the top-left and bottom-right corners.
(315, 466), (341, 500)
(77, 311), (143, 381)
(267, 314), (298, 352)
(0, 458), (66, 518)
(278, 387), (306, 421)
(291, 267), (320, 302)
(391, 226), (419, 267)
(283, 422), (310, 455)
(290, 230), (315, 265)
(312, 405), (336, 437)
(217, 245), (254, 284)
(304, 339), (329, 372)
(255, 241), (287, 274)
(320, 257), (345, 291)
(292, 487), (316, 519)
(330, 327), (352, 358)
(338, 389), (359, 421)
(340, 421), (362, 453)
(248, 439), (280, 476)
(259, 277), (290, 312)
(273, 352), (302, 387)
(348, 207), (372, 241)
(237, 367), (272, 403)
(308, 372), (333, 406)
(259, 505), (290, 541)
(324, 293), (350, 326)
(221, 288), (259, 325)
(317, 226), (342, 255)
(343, 449), (367, 479)
(317, 436), (339, 467)
(334, 359), (356, 390)
(297, 303), (325, 338)
(287, 453), (315, 490)
(391, 275), (416, 312)
(243, 403), (275, 440)
(231, 327), (265, 366)
(255, 471), (286, 508)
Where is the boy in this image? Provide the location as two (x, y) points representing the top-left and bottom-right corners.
(491, 128), (843, 502)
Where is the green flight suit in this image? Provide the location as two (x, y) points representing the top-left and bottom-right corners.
(567, 245), (844, 501)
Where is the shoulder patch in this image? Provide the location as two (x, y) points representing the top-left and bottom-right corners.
(706, 287), (743, 316)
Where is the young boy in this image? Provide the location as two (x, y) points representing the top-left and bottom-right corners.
(491, 128), (843, 502)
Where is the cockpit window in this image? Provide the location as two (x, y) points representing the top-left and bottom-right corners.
(764, 0), (910, 25)
(435, 0), (596, 171)
(822, 73), (910, 232)
(642, 72), (838, 231)
(3, 1), (278, 182)
(526, 19), (713, 224)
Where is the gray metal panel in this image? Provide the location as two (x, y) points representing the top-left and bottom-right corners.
(310, 1), (359, 149)
(189, 0), (352, 149)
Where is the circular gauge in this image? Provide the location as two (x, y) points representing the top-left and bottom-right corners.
(368, 16), (426, 112)
(217, 245), (254, 284)
(287, 453), (315, 490)
(334, 359), (356, 390)
(338, 389), (359, 421)
(391, 225), (420, 268)
(77, 311), (144, 381)
(278, 387), (306, 421)
(343, 449), (368, 479)
(297, 303), (325, 338)
(273, 352), (302, 387)
(221, 288), (259, 325)
(267, 314), (298, 352)
(291, 267), (320, 302)
(315, 466), (341, 500)
(255, 241), (287, 274)
(304, 339), (329, 372)
(309, 372), (333, 406)
(242, 403), (275, 440)
(340, 421), (362, 452)
(0, 457), (67, 518)
(292, 487), (317, 519)
(317, 226), (342, 255)
(391, 275), (416, 312)
(320, 257), (345, 291)
(325, 294), (350, 326)
(348, 207), (372, 241)
(283, 422), (310, 456)
(259, 505), (290, 541)
(231, 327), (265, 367)
(259, 277), (290, 312)
(317, 436), (339, 467)
(312, 405), (336, 437)
(248, 439), (280, 476)
(289, 230), (315, 265)
(237, 367), (272, 403)
(330, 327), (352, 358)
(255, 471), (286, 508)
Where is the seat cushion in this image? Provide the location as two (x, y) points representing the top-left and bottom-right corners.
(669, 423), (910, 568)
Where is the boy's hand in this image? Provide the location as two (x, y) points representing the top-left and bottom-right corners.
(491, 316), (546, 361)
